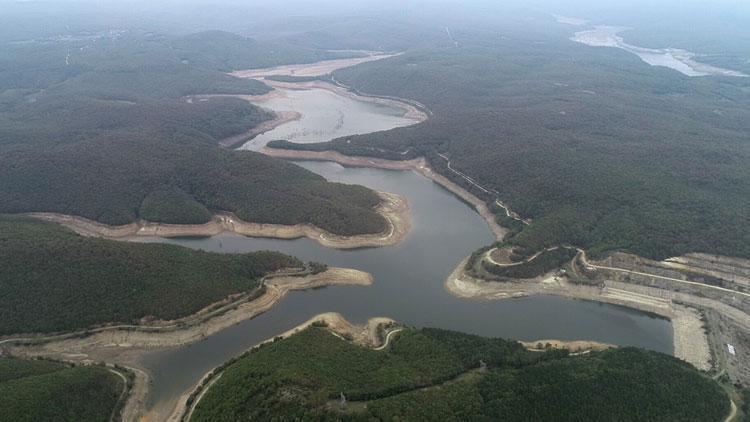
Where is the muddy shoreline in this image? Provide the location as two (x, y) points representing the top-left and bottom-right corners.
(444, 257), (712, 370)
(261, 147), (507, 240)
(20, 190), (410, 249)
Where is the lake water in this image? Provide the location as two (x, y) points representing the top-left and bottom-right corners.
(137, 161), (672, 414)
(572, 25), (748, 77)
(136, 81), (673, 417)
(240, 87), (417, 151)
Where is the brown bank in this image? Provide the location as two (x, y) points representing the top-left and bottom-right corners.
(21, 190), (410, 249)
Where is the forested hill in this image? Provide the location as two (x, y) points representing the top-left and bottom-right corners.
(192, 327), (729, 421)
(0, 358), (124, 422)
(279, 32), (750, 260)
(0, 216), (302, 335)
(0, 30), (385, 235)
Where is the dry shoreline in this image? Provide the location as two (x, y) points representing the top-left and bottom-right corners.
(520, 339), (614, 353)
(5, 267), (371, 351)
(230, 53), (398, 78)
(5, 268), (373, 422)
(170, 312), (397, 422)
(166, 312), (396, 422)
(220, 110), (301, 148)
(172, 313), (614, 422)
(184, 93), (302, 149)
(261, 147), (507, 240)
(256, 79), (429, 123)
(21, 190), (410, 249)
(445, 257), (713, 371)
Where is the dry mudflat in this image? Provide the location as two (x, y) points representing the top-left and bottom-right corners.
(230, 53), (398, 78)
(257, 78), (429, 123)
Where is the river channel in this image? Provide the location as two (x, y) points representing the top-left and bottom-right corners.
(571, 25), (748, 77)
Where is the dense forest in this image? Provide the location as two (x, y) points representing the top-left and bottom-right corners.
(192, 326), (729, 421)
(277, 28), (750, 260)
(465, 247), (577, 281)
(0, 30), (385, 235)
(0, 358), (123, 422)
(0, 217), (303, 335)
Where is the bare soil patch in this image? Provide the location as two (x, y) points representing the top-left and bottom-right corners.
(489, 247), (516, 265)
(521, 339), (614, 353)
(259, 79), (428, 123)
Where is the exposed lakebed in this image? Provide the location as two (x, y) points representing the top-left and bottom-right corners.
(240, 85), (418, 151)
(135, 77), (672, 416)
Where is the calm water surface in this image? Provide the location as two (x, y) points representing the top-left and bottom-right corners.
(241, 87), (416, 151)
(138, 161), (672, 412)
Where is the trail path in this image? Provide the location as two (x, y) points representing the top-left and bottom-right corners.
(725, 398), (737, 422)
(435, 153), (529, 226)
(374, 329), (403, 351)
(108, 369), (129, 422)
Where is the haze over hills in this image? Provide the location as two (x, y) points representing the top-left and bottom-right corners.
(1, 1), (749, 421)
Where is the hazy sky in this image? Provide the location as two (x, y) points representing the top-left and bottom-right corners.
(2, 0), (749, 53)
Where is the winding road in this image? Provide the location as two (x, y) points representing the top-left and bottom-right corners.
(374, 328), (403, 351)
(482, 244), (750, 301)
(435, 153), (529, 226)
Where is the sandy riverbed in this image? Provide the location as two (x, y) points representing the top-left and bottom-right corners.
(445, 258), (712, 371)
(22, 190), (410, 249)
(257, 79), (429, 123)
(261, 147), (507, 240)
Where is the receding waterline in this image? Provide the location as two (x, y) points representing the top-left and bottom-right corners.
(137, 161), (672, 415)
(240, 86), (417, 151)
(572, 25), (748, 77)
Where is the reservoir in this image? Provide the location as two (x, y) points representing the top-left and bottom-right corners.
(240, 86), (418, 151)
(136, 79), (672, 416)
(572, 25), (748, 77)
(138, 161), (672, 414)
